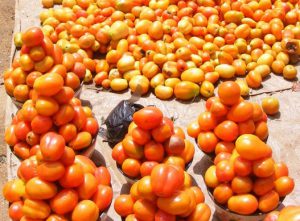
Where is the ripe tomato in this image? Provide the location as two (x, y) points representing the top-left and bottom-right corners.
(112, 142), (128, 165)
(150, 164), (184, 197)
(122, 158), (141, 178)
(114, 195), (134, 217)
(72, 200), (99, 221)
(213, 184), (233, 204)
(59, 163), (84, 188)
(46, 214), (68, 221)
(53, 104), (75, 126)
(92, 184), (113, 212)
(18, 157), (38, 181)
(37, 161), (65, 182)
(83, 118), (99, 137)
(218, 81), (241, 106)
(77, 173), (98, 199)
(204, 165), (219, 188)
(132, 127), (151, 145)
(31, 115), (53, 134)
(69, 131), (92, 150)
(122, 136), (144, 160)
(40, 132), (65, 161)
(14, 142), (30, 159)
(22, 199), (51, 219)
(187, 203), (211, 221)
(144, 141), (164, 162)
(261, 97), (279, 115)
(214, 120), (239, 142)
(94, 166), (111, 186)
(15, 121), (31, 141)
(3, 179), (25, 203)
(215, 141), (235, 155)
(238, 119), (256, 135)
(133, 199), (156, 221)
(35, 96), (59, 117)
(228, 194), (258, 215)
(253, 157), (275, 178)
(231, 176), (253, 194)
(187, 121), (201, 138)
(253, 176), (275, 196)
(197, 132), (219, 153)
(234, 156), (253, 177)
(60, 147), (75, 166)
(72, 106), (87, 131)
(151, 118), (174, 143)
(216, 160), (235, 182)
(59, 124), (77, 143)
(25, 177), (57, 200)
(214, 152), (231, 165)
(74, 155), (97, 174)
(22, 27), (44, 47)
(9, 201), (23, 221)
(274, 162), (289, 179)
(50, 189), (79, 215)
(53, 87), (75, 105)
(137, 176), (157, 202)
(274, 176), (295, 197)
(258, 190), (280, 213)
(154, 210), (176, 221)
(140, 161), (159, 177)
(227, 101), (254, 122)
(33, 73), (64, 97)
(197, 111), (218, 131)
(133, 107), (163, 130)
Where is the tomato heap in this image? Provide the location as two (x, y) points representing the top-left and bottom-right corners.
(114, 163), (211, 221)
(3, 151), (113, 221)
(19, 0), (297, 100)
(4, 27), (86, 104)
(112, 106), (194, 179)
(204, 133), (295, 215)
(187, 81), (269, 156)
(5, 76), (99, 160)
(264, 206), (300, 221)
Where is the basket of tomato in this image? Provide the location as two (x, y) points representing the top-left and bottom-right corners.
(111, 106), (195, 183)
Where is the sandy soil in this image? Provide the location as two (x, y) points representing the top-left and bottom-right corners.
(0, 0), (15, 220)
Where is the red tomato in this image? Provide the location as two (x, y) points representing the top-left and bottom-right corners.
(40, 132), (65, 161)
(114, 195), (134, 217)
(150, 164), (185, 197)
(95, 166), (111, 186)
(9, 201), (23, 221)
(92, 184), (113, 212)
(59, 164), (84, 188)
(18, 157), (38, 181)
(37, 161), (65, 182)
(133, 107), (163, 130)
(214, 120), (239, 142)
(216, 160), (235, 182)
(71, 200), (99, 221)
(140, 161), (159, 177)
(50, 189), (79, 215)
(22, 27), (44, 47)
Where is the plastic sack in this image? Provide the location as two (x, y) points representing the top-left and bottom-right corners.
(102, 100), (143, 146)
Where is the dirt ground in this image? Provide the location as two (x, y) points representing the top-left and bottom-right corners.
(0, 0), (15, 220)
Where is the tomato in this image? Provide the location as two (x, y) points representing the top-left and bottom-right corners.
(132, 127), (151, 145)
(4, 126), (19, 146)
(53, 104), (75, 126)
(9, 201), (23, 221)
(235, 134), (272, 161)
(231, 176), (253, 194)
(239, 119), (255, 135)
(72, 200), (99, 221)
(121, 154), (141, 176)
(218, 81), (241, 106)
(227, 101), (254, 123)
(59, 163), (84, 188)
(72, 106), (87, 131)
(18, 157), (38, 181)
(46, 214), (68, 221)
(59, 124), (77, 143)
(213, 183), (233, 204)
(228, 194), (258, 215)
(50, 189), (79, 215)
(14, 142), (31, 159)
(155, 210), (176, 221)
(37, 161), (65, 182)
(22, 199), (51, 219)
(234, 156), (252, 177)
(150, 164), (184, 197)
(83, 118), (99, 137)
(253, 157), (275, 178)
(209, 100), (229, 117)
(35, 96), (59, 117)
(94, 167), (111, 186)
(26, 131), (40, 146)
(204, 165), (219, 188)
(22, 27), (44, 47)
(214, 152), (231, 165)
(91, 184), (112, 212)
(114, 194), (134, 217)
(259, 190), (280, 213)
(151, 120), (173, 143)
(214, 120), (239, 142)
(65, 72), (80, 90)
(74, 155), (97, 174)
(25, 177), (57, 200)
(137, 176), (157, 202)
(33, 73), (64, 97)
(174, 126), (185, 139)
(60, 147), (75, 166)
(253, 176), (275, 196)
(187, 203), (211, 221)
(133, 107), (163, 130)
(69, 131), (92, 150)
(157, 188), (195, 216)
(112, 142), (127, 165)
(216, 160), (235, 182)
(40, 132), (65, 161)
(122, 135), (144, 160)
(3, 179), (25, 203)
(261, 97), (280, 115)
(274, 176), (295, 197)
(53, 87), (75, 105)
(197, 111), (218, 131)
(197, 132), (219, 153)
(140, 161), (159, 177)
(77, 173), (98, 199)
(15, 121), (31, 141)
(215, 141), (235, 155)
(274, 162), (289, 179)
(276, 206), (300, 221)
(31, 115), (53, 134)
(144, 141), (164, 162)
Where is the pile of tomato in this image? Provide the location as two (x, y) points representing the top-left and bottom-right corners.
(4, 0), (298, 101)
(112, 106), (194, 179)
(5, 72), (99, 160)
(3, 152), (113, 221)
(187, 81), (271, 156)
(114, 163), (211, 221)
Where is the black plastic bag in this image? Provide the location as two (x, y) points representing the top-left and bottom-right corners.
(103, 100), (144, 146)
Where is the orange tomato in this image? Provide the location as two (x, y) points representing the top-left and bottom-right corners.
(22, 199), (51, 219)
(187, 203), (211, 221)
(140, 161), (159, 177)
(71, 200), (99, 221)
(92, 184), (113, 212)
(9, 201), (23, 221)
(40, 132), (65, 161)
(122, 158), (141, 178)
(37, 161), (65, 182)
(197, 111), (218, 131)
(218, 81), (241, 106)
(114, 194), (134, 217)
(59, 163), (84, 188)
(25, 177), (57, 200)
(253, 176), (275, 196)
(258, 190), (280, 213)
(131, 127), (151, 145)
(31, 115), (53, 134)
(231, 176), (253, 194)
(274, 162), (289, 179)
(77, 173), (98, 199)
(50, 189), (78, 215)
(22, 27), (44, 47)
(228, 194), (258, 215)
(227, 101), (254, 122)
(133, 107), (163, 130)
(94, 166), (111, 186)
(133, 199), (156, 221)
(213, 184), (233, 204)
(214, 120), (239, 142)
(216, 160), (235, 182)
(122, 136), (144, 160)
(197, 132), (219, 153)
(253, 157), (275, 178)
(144, 141), (164, 162)
(35, 96), (59, 117)
(274, 176), (295, 197)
